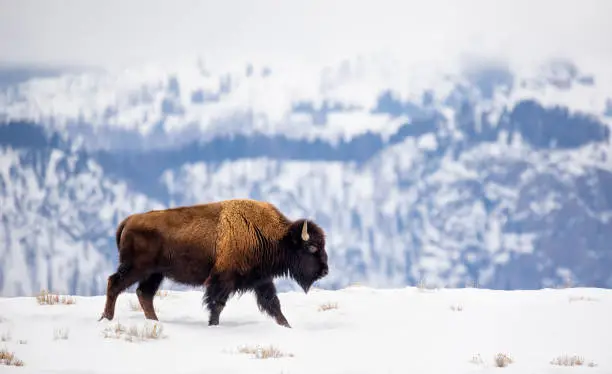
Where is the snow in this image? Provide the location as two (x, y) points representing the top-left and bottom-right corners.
(0, 147), (164, 297)
(2, 53), (612, 151)
(0, 286), (610, 373)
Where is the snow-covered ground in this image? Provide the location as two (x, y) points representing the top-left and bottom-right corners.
(0, 286), (610, 373)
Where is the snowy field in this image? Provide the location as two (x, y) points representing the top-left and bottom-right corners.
(0, 285), (611, 374)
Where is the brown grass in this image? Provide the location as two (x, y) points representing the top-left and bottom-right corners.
(494, 353), (513, 367)
(53, 327), (69, 340)
(1, 331), (10, 342)
(0, 348), (24, 366)
(450, 304), (463, 312)
(318, 301), (338, 312)
(568, 296), (598, 303)
(346, 282), (363, 288)
(156, 290), (170, 298)
(102, 322), (128, 338)
(470, 353), (484, 365)
(102, 321), (165, 342)
(416, 278), (437, 291)
(550, 354), (597, 367)
(554, 276), (574, 289)
(238, 345), (293, 359)
(36, 290), (76, 305)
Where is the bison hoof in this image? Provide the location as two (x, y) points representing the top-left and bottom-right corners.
(97, 314), (113, 322)
(276, 318), (291, 328)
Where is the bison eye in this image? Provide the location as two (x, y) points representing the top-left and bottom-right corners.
(308, 245), (318, 253)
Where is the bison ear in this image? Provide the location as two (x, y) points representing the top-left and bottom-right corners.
(301, 220), (310, 242)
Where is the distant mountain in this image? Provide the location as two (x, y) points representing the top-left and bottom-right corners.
(2, 56), (608, 152)
(1, 55), (611, 296)
(0, 127), (163, 296)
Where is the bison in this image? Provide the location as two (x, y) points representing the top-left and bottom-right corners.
(97, 198), (328, 328)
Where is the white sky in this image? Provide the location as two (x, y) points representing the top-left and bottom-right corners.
(0, 0), (610, 71)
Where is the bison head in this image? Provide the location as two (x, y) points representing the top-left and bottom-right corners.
(286, 219), (328, 293)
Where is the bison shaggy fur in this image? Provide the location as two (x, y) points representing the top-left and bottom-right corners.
(98, 198), (329, 328)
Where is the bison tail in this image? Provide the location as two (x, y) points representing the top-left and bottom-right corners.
(115, 217), (129, 250)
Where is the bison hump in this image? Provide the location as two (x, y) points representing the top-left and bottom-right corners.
(214, 199), (288, 273)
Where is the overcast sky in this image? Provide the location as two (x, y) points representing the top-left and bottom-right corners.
(0, 0), (610, 71)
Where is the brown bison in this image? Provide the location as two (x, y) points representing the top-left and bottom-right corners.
(97, 198), (328, 328)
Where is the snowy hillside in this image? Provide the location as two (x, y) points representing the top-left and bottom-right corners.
(0, 286), (610, 373)
(0, 140), (163, 296)
(1, 56), (611, 151)
(2, 55), (612, 296)
(161, 138), (612, 291)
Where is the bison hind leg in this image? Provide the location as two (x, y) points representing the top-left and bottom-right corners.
(136, 273), (164, 320)
(98, 263), (142, 321)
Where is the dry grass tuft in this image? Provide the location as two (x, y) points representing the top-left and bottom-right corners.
(1, 331), (11, 342)
(102, 321), (166, 342)
(470, 353), (484, 365)
(494, 353), (513, 367)
(550, 354), (597, 367)
(554, 276), (574, 289)
(36, 290), (75, 305)
(238, 345), (293, 359)
(318, 301), (339, 312)
(450, 304), (463, 312)
(568, 296), (598, 303)
(53, 327), (69, 340)
(102, 322), (128, 338)
(0, 348), (24, 366)
(156, 290), (170, 298)
(416, 278), (437, 291)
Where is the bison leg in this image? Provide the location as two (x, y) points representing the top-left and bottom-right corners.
(204, 274), (233, 326)
(98, 263), (141, 321)
(136, 272), (164, 320)
(254, 280), (291, 328)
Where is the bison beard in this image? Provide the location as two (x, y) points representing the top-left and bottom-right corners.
(97, 199), (328, 328)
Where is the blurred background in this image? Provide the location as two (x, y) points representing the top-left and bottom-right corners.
(1, 0), (611, 296)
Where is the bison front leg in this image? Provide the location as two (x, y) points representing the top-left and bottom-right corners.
(136, 273), (164, 320)
(203, 274), (233, 326)
(254, 280), (291, 328)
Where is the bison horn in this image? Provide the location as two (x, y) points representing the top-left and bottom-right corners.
(301, 220), (310, 241)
